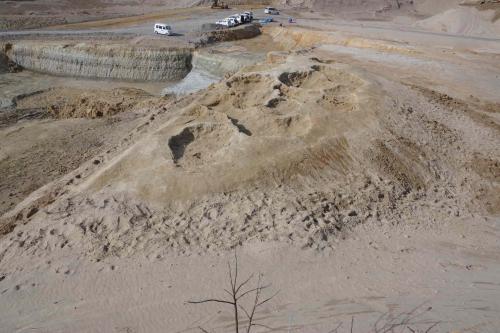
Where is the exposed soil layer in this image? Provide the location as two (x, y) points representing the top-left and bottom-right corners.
(1, 24), (261, 81)
(17, 87), (156, 119)
(5, 42), (193, 81)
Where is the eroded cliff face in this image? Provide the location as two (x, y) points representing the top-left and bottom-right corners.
(6, 42), (193, 81)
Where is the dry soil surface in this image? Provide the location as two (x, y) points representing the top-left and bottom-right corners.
(0, 3), (499, 333)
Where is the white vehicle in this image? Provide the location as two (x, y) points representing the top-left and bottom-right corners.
(244, 11), (253, 21)
(216, 19), (229, 27)
(229, 14), (244, 25)
(154, 23), (172, 35)
(264, 7), (279, 15)
(216, 18), (236, 27)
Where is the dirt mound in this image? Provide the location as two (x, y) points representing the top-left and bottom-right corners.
(0, 55), (379, 256)
(16, 87), (154, 119)
(0, 35), (498, 260)
(415, 7), (500, 36)
(2, 50), (486, 260)
(195, 24), (261, 47)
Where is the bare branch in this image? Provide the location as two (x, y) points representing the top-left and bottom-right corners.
(374, 303), (436, 333)
(424, 322), (440, 333)
(328, 322), (343, 333)
(198, 327), (210, 333)
(252, 323), (275, 330)
(187, 251), (278, 333)
(256, 290), (279, 307)
(244, 275), (263, 333)
(223, 289), (233, 298)
(237, 284), (271, 301)
(235, 273), (255, 295)
(228, 260), (235, 291)
(234, 249), (238, 291)
(373, 311), (388, 331)
(238, 304), (251, 320)
(188, 299), (234, 306)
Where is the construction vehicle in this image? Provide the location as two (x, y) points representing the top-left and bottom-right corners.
(211, 0), (229, 9)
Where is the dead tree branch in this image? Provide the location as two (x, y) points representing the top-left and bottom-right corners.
(188, 250), (278, 333)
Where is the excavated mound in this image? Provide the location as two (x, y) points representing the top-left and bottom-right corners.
(16, 87), (155, 119)
(82, 58), (370, 203)
(0, 50), (497, 261)
(0, 56), (378, 258)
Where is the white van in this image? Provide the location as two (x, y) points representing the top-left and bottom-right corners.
(216, 18), (236, 27)
(264, 7), (279, 15)
(229, 14), (243, 25)
(154, 23), (172, 35)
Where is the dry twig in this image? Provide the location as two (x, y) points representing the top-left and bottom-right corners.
(188, 250), (278, 333)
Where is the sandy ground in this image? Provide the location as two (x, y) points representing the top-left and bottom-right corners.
(0, 2), (499, 333)
(0, 86), (166, 217)
(1, 218), (499, 333)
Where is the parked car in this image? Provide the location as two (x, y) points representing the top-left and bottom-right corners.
(216, 19), (228, 27)
(229, 14), (244, 24)
(154, 23), (172, 35)
(227, 16), (240, 26)
(264, 7), (279, 15)
(244, 11), (253, 21)
(216, 18), (236, 27)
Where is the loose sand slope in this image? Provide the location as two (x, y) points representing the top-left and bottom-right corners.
(416, 7), (500, 37)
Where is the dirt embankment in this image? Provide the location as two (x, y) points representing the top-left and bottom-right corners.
(4, 42), (193, 81)
(1, 24), (261, 81)
(195, 24), (261, 47)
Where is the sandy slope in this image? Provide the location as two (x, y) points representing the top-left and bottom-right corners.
(1, 217), (499, 333)
(415, 7), (500, 37)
